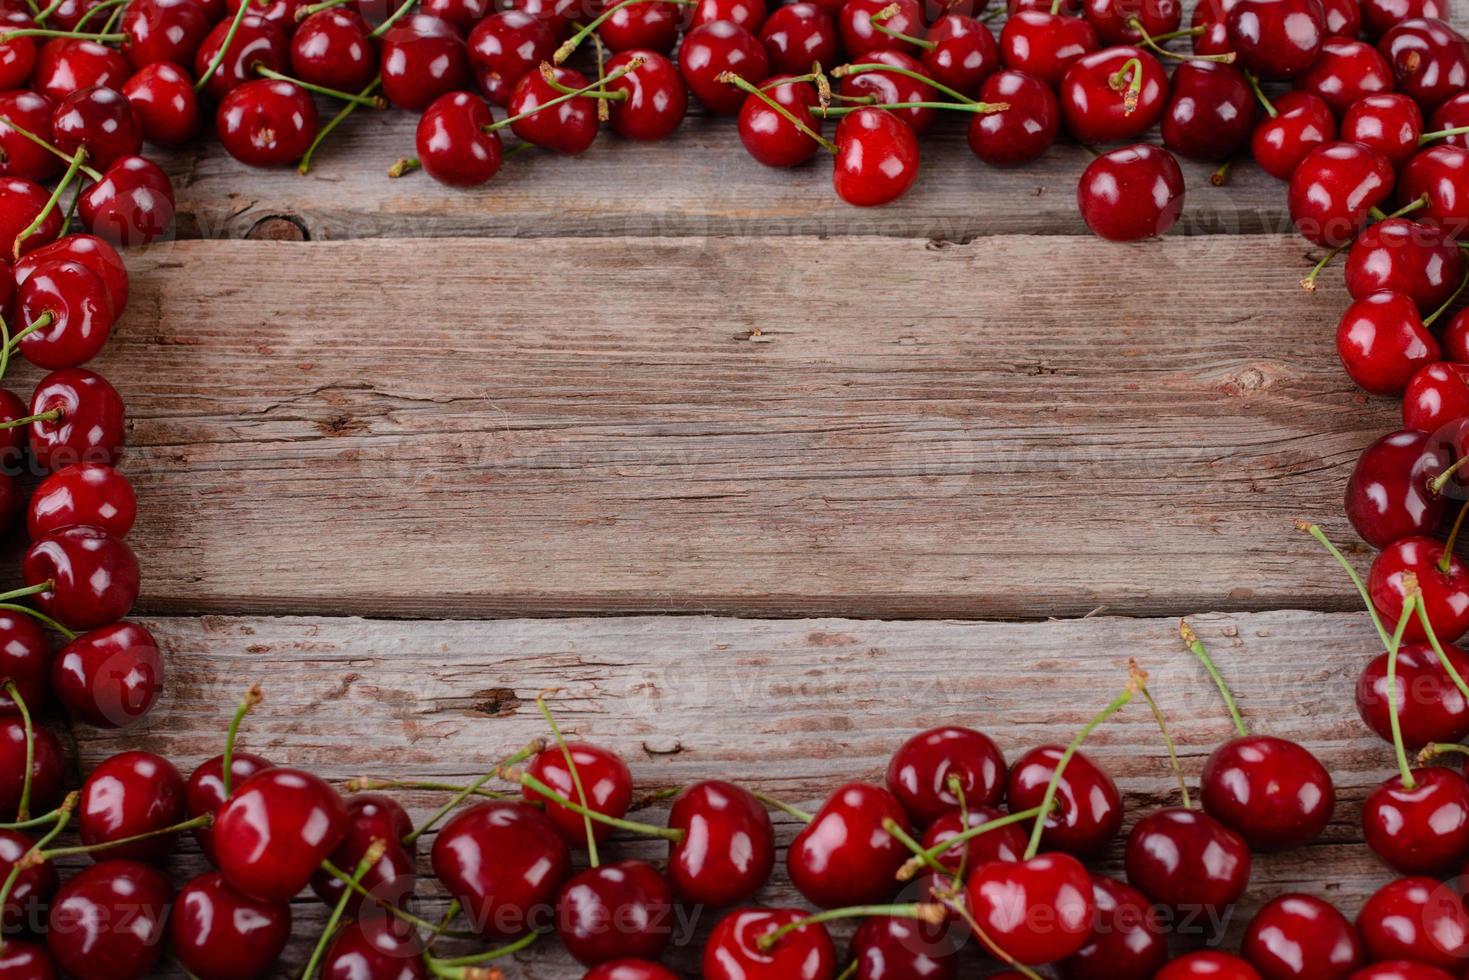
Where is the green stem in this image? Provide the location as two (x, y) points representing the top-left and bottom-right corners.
(868, 19), (934, 51)
(1433, 456), (1469, 496)
(403, 738), (544, 846)
(515, 769), (684, 842)
(0, 407), (58, 430)
(1441, 499), (1469, 574)
(1413, 595), (1469, 711)
(880, 817), (947, 876)
(346, 777), (521, 801)
(30, 0), (62, 23)
(908, 803), (1049, 873)
(1135, 667), (1191, 809)
(0, 796), (71, 956)
(836, 963), (859, 980)
(1128, 17), (1232, 61)
(70, 0), (128, 32)
(3, 682), (33, 823)
(195, 0), (254, 92)
(1244, 70), (1277, 118)
(368, 0), (417, 38)
(1386, 594), (1419, 789)
(1179, 619), (1247, 738)
(936, 891), (1042, 980)
(386, 156), (420, 178)
(721, 71), (837, 153)
(817, 98), (1007, 117)
(0, 603), (74, 641)
(1212, 159), (1233, 186)
(1297, 520), (1391, 649)
(836, 60), (975, 105)
(319, 858), (475, 937)
(756, 903), (938, 951)
(11, 149), (81, 261)
(1107, 57), (1145, 114)
(0, 583), (50, 604)
(553, 0), (694, 62)
(425, 931), (538, 971)
(1424, 263), (1469, 330)
(537, 697), (599, 865)
(296, 0), (355, 16)
(0, 27), (123, 40)
(37, 814), (211, 862)
(483, 64), (636, 134)
(256, 65), (384, 107)
(0, 116), (99, 180)
(1146, 23), (1205, 42)
(303, 841), (383, 980)
(1420, 741), (1469, 763)
(221, 685), (262, 800)
(1421, 124), (1469, 145)
(1299, 240), (1349, 292)
(751, 789), (814, 823)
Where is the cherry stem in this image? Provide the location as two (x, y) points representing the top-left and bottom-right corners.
(1431, 455), (1469, 496)
(319, 858), (476, 937)
(720, 71), (839, 153)
(1425, 263), (1469, 331)
(1441, 499), (1469, 574)
(3, 682), (33, 823)
(1179, 619), (1248, 738)
(0, 313), (12, 385)
(302, 840), (384, 980)
(835, 61), (975, 105)
(594, 32), (610, 122)
(424, 899), (462, 954)
(402, 738), (545, 846)
(301, 77), (382, 177)
(1300, 241), (1349, 293)
(2, 315), (55, 355)
(817, 98), (1007, 117)
(510, 768), (685, 841)
(483, 63), (635, 135)
(12, 149), (81, 261)
(0, 116), (99, 180)
(1420, 124), (1469, 145)
(195, 0), (254, 92)
(220, 684), (263, 800)
(1385, 194), (1430, 222)
(0, 27), (122, 40)
(256, 65), (385, 108)
(898, 803), (1049, 880)
(536, 65), (622, 98)
(880, 817), (948, 876)
(1386, 587), (1420, 789)
(71, 0), (128, 32)
(344, 777), (522, 801)
(1244, 71), (1277, 119)
(536, 696), (600, 864)
(368, 0), (416, 37)
(0, 794), (72, 956)
(868, 5), (935, 51)
(424, 931), (538, 973)
(1129, 17), (1232, 62)
(30, 0), (63, 23)
(1148, 23), (1206, 42)
(1023, 681), (1137, 860)
(756, 903), (944, 952)
(937, 892), (1042, 980)
(945, 774), (972, 882)
(1107, 57), (1146, 114)
(1297, 520), (1392, 649)
(1411, 588), (1469, 711)
(296, 0), (354, 18)
(0, 408), (58, 433)
(751, 788), (814, 823)
(835, 964), (859, 980)
(1132, 659), (1191, 809)
(1211, 160), (1232, 186)
(553, 0), (694, 63)
(0, 583), (49, 605)
(1419, 741), (1469, 763)
(31, 813), (213, 865)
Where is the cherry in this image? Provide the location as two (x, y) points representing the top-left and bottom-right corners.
(1083, 0), (1180, 43)
(46, 860), (170, 980)
(604, 50), (687, 140)
(692, 0), (766, 30)
(22, 526), (137, 629)
(702, 908), (837, 980)
(26, 462), (134, 540)
(1123, 807), (1251, 913)
(1243, 893), (1363, 980)
(170, 871), (292, 980)
(918, 805), (1027, 882)
(466, 10), (553, 106)
(1430, 91), (1469, 149)
(1321, 0), (1362, 38)
(1368, 535), (1469, 643)
(1077, 143), (1186, 242)
(839, 0), (924, 57)
(849, 914), (958, 980)
(292, 8), (378, 93)
(0, 12), (36, 92)
(34, 39), (127, 103)
(379, 14), (470, 111)
(1161, 60), (1255, 162)
(1379, 17), (1469, 113)
(0, 93), (61, 183)
(1336, 290), (1441, 395)
(916, 14), (998, 97)
(0, 830), (58, 933)
(185, 751), (274, 865)
(15, 234), (123, 318)
(0, 613), (49, 717)
(0, 179), (62, 258)
(556, 860), (673, 966)
(420, 0), (490, 32)
(999, 10), (1099, 87)
(759, 3), (839, 75)
(523, 741), (633, 846)
(500, 0), (580, 34)
(680, 22), (770, 115)
(838, 50), (938, 134)
(0, 941), (56, 980)
(967, 68), (1059, 165)
(966, 852), (1094, 965)
(1363, 766), (1469, 872)
(56, 620), (162, 729)
(1251, 90), (1336, 180)
(598, 0), (682, 54)
(1346, 430), (1449, 549)
(430, 801), (570, 938)
(1288, 141), (1395, 247)
(414, 90), (500, 187)
(217, 79), (317, 168)
(1400, 145), (1469, 239)
(1192, 0), (1241, 55)
(1007, 745), (1121, 856)
(1357, 875), (1469, 967)
(666, 779), (775, 907)
(787, 782), (909, 907)
(508, 66), (599, 154)
(193, 15), (288, 101)
(213, 767), (349, 903)
(0, 389), (31, 467)
(1361, 0), (1445, 35)
(1346, 218), (1465, 312)
(320, 917), (428, 980)
(119, 0), (210, 72)
(14, 259), (115, 370)
(1157, 954), (1264, 979)
(50, 86), (140, 170)
(1200, 735), (1334, 850)
(1403, 362), (1469, 431)
(77, 750), (184, 863)
(77, 155), (175, 246)
(308, 792), (414, 912)
(1298, 39), (1394, 115)
(223, 0), (307, 31)
(1059, 46), (1167, 145)
(584, 961), (678, 980)
(886, 725), (1005, 826)
(1342, 93), (1425, 166)
(737, 74), (824, 167)
(1226, 0), (1325, 79)
(1349, 965), (1456, 980)
(832, 107), (920, 207)
(1446, 306), (1469, 357)
(1056, 874), (1167, 980)
(0, 719), (64, 820)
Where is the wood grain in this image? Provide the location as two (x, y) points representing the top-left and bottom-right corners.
(62, 609), (1395, 977)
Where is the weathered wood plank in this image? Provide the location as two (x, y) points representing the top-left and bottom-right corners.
(33, 233), (1391, 619)
(64, 609), (1395, 977)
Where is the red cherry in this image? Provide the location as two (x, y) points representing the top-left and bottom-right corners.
(27, 462), (135, 540)
(1361, 0), (1445, 35)
(1288, 141), (1395, 246)
(788, 782), (910, 908)
(885, 725), (1005, 826)
(1124, 807), (1251, 913)
(597, 0), (682, 53)
(1336, 290), (1441, 395)
(415, 90), (501, 187)
(838, 50), (938, 134)
(508, 65), (599, 154)
(919, 14), (998, 97)
(832, 107), (920, 207)
(0, 941), (57, 980)
(1192, 0), (1240, 55)
(291, 9), (378, 92)
(0, 612), (49, 717)
(1345, 430), (1449, 548)
(1059, 45), (1167, 144)
(78, 750), (184, 862)
(193, 15), (288, 101)
(15, 234), (126, 318)
(46, 860), (170, 980)
(1157, 953), (1263, 979)
(702, 908), (837, 980)
(120, 0), (210, 71)
(1298, 39), (1394, 114)
(1363, 767), (1469, 872)
(34, 39), (127, 103)
(556, 860), (673, 966)
(666, 779), (775, 907)
(584, 961), (678, 980)
(524, 741), (633, 846)
(1346, 217), (1465, 312)
(1400, 144), (1469, 238)
(1243, 893), (1363, 980)
(999, 10), (1099, 87)
(1359, 642), (1469, 746)
(0, 830), (57, 933)
(0, 93), (61, 183)
(170, 871), (292, 980)
(1343, 93), (1425, 166)
(1357, 875), (1469, 967)
(419, 0), (490, 32)
(737, 74), (825, 167)
(14, 260), (115, 370)
(27, 367), (125, 472)
(967, 68), (1059, 165)
(1322, 0), (1363, 38)
(1199, 735), (1334, 850)
(849, 914), (958, 980)
(1404, 362), (1469, 430)
(1430, 90), (1469, 148)
(223, 0), (306, 31)
(919, 805), (1027, 878)
(499, 0), (580, 34)
(430, 801), (571, 938)
(1057, 874), (1168, 980)
(1251, 90), (1336, 179)
(1379, 17), (1469, 113)
(24, 527), (138, 631)
(679, 21), (770, 116)
(185, 751), (274, 865)
(1446, 306), (1469, 358)
(1161, 60), (1255, 162)
(1007, 745), (1121, 856)
(213, 767), (349, 903)
(320, 917), (428, 980)
(1369, 535), (1469, 643)
(839, 0), (924, 57)
(77, 155), (175, 246)
(965, 852), (1094, 965)
(378, 14), (470, 111)
(0, 178), (62, 258)
(466, 10), (553, 105)
(50, 86), (140, 169)
(603, 50), (687, 140)
(1083, 0), (1180, 43)
(309, 792), (416, 913)
(0, 719), (63, 820)
(216, 79), (317, 167)
(1226, 0), (1325, 79)
(1077, 143), (1185, 241)
(0, 12), (36, 91)
(1349, 965), (1455, 980)
(692, 0), (766, 30)
(759, 2), (838, 75)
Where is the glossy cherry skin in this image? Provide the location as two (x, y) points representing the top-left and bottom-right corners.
(379, 15), (470, 111)
(1446, 306), (1469, 359)
(28, 367), (125, 473)
(1369, 535), (1469, 643)
(1157, 954), (1264, 979)
(320, 917), (428, 980)
(692, 0), (766, 30)
(1288, 141), (1395, 246)
(886, 725), (1006, 826)
(27, 462), (134, 540)
(0, 179), (62, 258)
(556, 860), (673, 966)
(834, 50), (936, 134)
(0, 93), (61, 183)
(292, 9), (378, 92)
(1343, 93), (1425, 166)
(787, 782), (910, 908)
(965, 852), (1094, 965)
(77, 751), (184, 863)
(170, 871), (292, 980)
(0, 613), (49, 717)
(678, 22), (769, 116)
(1251, 90), (1335, 179)
(919, 805), (1028, 883)
(15, 234), (125, 319)
(1161, 60), (1254, 162)
(51, 86), (141, 169)
(849, 914), (958, 980)
(1007, 745), (1121, 856)
(1193, 0), (1241, 55)
(597, 0), (682, 54)
(1404, 362), (1469, 430)
(193, 15), (288, 101)
(77, 155), (175, 246)
(213, 767), (349, 903)
(1324, 0), (1363, 41)
(1357, 875), (1469, 967)
(920, 14), (999, 97)
(1077, 143), (1185, 241)
(968, 69), (1060, 165)
(23, 526), (137, 630)
(759, 2), (838, 75)
(1059, 46), (1167, 145)
(1297, 39), (1393, 114)
(524, 741), (633, 846)
(703, 908), (837, 980)
(833, 108), (920, 208)
(508, 66), (599, 154)
(1200, 735), (1334, 851)
(666, 779), (775, 907)
(1124, 807), (1251, 913)
(604, 50), (687, 141)
(1056, 875), (1167, 980)
(431, 801), (571, 939)
(46, 861), (170, 980)
(1336, 290), (1440, 395)
(584, 961), (678, 980)
(0, 12), (36, 92)
(1347, 218), (1465, 313)
(839, 0), (923, 56)
(0, 941), (57, 980)
(999, 11), (1099, 87)
(1361, 0), (1445, 35)
(738, 74), (824, 168)
(1226, 0), (1325, 79)
(0, 720), (63, 820)
(1379, 17), (1469, 113)
(415, 91), (501, 187)
(419, 0), (489, 31)
(309, 792), (415, 912)
(1348, 965), (1455, 980)
(1362, 767), (1469, 873)
(1243, 893), (1363, 980)
(185, 751), (274, 865)
(1083, 0), (1180, 43)
(1401, 145), (1469, 238)
(33, 39), (128, 103)
(1430, 91), (1469, 149)
(15, 260), (114, 370)
(0, 830), (58, 933)
(216, 79), (317, 168)
(1346, 430), (1448, 549)
(120, 0), (211, 71)
(466, 10), (553, 106)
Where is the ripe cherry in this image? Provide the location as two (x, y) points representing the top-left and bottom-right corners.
(1007, 744), (1121, 856)
(193, 15), (288, 101)
(968, 69), (1060, 165)
(185, 751), (274, 865)
(309, 792), (415, 912)
(759, 2), (838, 75)
(0, 12), (36, 92)
(320, 917), (428, 980)
(1349, 965), (1456, 980)
(837, 50), (938, 134)
(1157, 954), (1264, 979)
(1430, 91), (1469, 149)
(170, 871), (292, 980)
(1357, 875), (1469, 967)
(1124, 807), (1251, 913)
(1336, 290), (1441, 395)
(598, 0), (682, 53)
(46, 860), (170, 980)
(680, 22), (769, 115)
(1346, 430), (1449, 548)
(508, 65), (599, 154)
(415, 90), (501, 187)
(604, 50), (687, 140)
(466, 11), (553, 105)
(14, 259), (115, 370)
(1251, 90), (1336, 179)
(920, 804), (1027, 873)
(51, 86), (141, 169)
(1226, 0), (1326, 79)
(28, 462), (135, 540)
(788, 782), (909, 907)
(120, 0), (211, 71)
(292, 8), (378, 92)
(1342, 93), (1425, 166)
(702, 908), (837, 980)
(1326, 0), (1364, 39)
(966, 852), (1094, 965)
(1058, 46), (1167, 144)
(833, 107), (920, 207)
(0, 613), (49, 717)
(1056, 874), (1168, 979)
(737, 75), (825, 167)
(120, 62), (199, 145)
(1368, 535), (1469, 643)
(1192, 0), (1240, 54)
(223, 0), (307, 31)
(1360, 642), (1469, 749)
(0, 829), (58, 933)
(0, 178), (62, 258)
(1077, 143), (1186, 242)
(1346, 217), (1465, 312)
(23, 525), (137, 631)
(839, 0), (924, 57)
(692, 0), (766, 30)
(34, 39), (127, 103)
(1400, 145), (1469, 238)
(525, 741), (633, 847)
(419, 0), (489, 31)
(1243, 893), (1363, 980)
(886, 725), (1006, 826)
(918, 14), (999, 97)
(1083, 0), (1181, 43)
(1363, 766), (1469, 872)
(0, 719), (64, 820)
(217, 79), (317, 168)
(27, 367), (124, 473)
(212, 767), (349, 903)
(430, 801), (570, 938)
(77, 750), (184, 862)
(0, 93), (61, 183)
(999, 10), (1098, 87)
(1297, 38), (1394, 113)
(849, 914), (958, 980)
(1361, 0), (1445, 35)
(1379, 17), (1469, 113)
(666, 779), (775, 907)
(1200, 735), (1334, 850)
(9, 236), (118, 312)
(584, 961), (678, 980)
(378, 14), (470, 111)
(1403, 362), (1469, 431)
(1288, 141), (1395, 247)
(556, 860), (673, 966)
(0, 940), (57, 980)
(1161, 60), (1255, 162)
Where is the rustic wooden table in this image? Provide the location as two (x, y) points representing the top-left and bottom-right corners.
(35, 94), (1414, 975)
